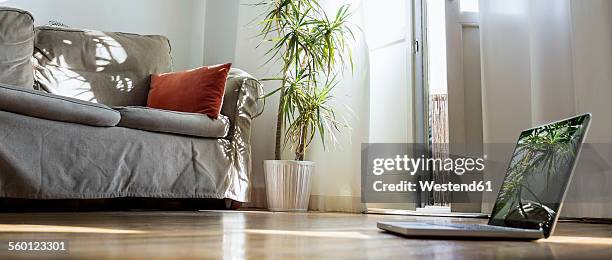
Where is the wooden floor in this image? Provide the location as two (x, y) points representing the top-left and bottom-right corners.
(0, 211), (611, 259)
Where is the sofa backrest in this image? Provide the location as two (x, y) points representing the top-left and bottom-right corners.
(33, 26), (172, 107)
(0, 7), (34, 89)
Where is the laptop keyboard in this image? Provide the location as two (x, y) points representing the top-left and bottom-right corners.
(440, 223), (530, 232)
(394, 222), (535, 232)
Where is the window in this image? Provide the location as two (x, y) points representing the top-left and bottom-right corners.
(460, 0), (479, 13)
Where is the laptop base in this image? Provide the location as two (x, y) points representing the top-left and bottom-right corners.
(378, 221), (544, 240)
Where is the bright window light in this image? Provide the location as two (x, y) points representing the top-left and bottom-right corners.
(460, 0), (479, 13)
(426, 0), (448, 95)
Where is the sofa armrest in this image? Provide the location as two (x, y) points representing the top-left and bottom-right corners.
(219, 69), (263, 200)
(221, 68), (263, 141)
(0, 83), (121, 127)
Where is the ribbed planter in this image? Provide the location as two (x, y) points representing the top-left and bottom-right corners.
(264, 160), (315, 212)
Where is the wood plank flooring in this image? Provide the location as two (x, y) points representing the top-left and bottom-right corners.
(0, 211), (610, 259)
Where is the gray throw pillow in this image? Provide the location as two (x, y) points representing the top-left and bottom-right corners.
(0, 7), (35, 89)
(33, 26), (173, 107)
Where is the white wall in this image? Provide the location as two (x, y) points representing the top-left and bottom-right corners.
(2, 0), (207, 71)
(307, 0), (371, 212)
(204, 0), (240, 65)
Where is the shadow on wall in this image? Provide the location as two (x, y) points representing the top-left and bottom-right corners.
(33, 29), (171, 107)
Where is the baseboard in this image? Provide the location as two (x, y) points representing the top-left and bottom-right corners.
(308, 195), (363, 213)
(244, 189), (363, 213)
(244, 186), (267, 209)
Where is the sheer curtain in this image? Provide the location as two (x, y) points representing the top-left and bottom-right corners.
(480, 0), (612, 218)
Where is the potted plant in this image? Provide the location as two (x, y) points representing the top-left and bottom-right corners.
(256, 0), (354, 211)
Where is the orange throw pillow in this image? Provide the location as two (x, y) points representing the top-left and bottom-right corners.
(147, 63), (231, 119)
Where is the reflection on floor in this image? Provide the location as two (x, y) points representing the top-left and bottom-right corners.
(0, 211), (611, 259)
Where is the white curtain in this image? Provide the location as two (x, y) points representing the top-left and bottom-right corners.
(480, 0), (612, 218)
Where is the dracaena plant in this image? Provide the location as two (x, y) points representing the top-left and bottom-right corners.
(256, 0), (354, 161)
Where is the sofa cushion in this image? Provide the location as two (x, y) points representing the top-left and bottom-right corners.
(115, 106), (230, 138)
(148, 63), (232, 119)
(0, 7), (35, 89)
(0, 83), (121, 127)
(33, 26), (172, 107)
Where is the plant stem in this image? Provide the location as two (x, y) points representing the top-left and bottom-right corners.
(295, 123), (308, 161)
(274, 88), (285, 160)
(273, 4), (287, 161)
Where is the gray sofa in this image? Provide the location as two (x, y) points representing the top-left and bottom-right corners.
(0, 7), (262, 209)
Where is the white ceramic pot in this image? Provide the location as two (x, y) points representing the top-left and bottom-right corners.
(264, 160), (315, 212)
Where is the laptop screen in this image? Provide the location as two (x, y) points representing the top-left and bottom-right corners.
(488, 114), (590, 237)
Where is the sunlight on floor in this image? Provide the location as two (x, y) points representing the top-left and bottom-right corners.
(245, 229), (371, 239)
(0, 224), (147, 234)
(541, 236), (612, 246)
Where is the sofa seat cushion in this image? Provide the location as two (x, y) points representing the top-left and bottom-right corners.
(0, 83), (121, 126)
(33, 26), (172, 107)
(0, 7), (35, 89)
(115, 106), (230, 138)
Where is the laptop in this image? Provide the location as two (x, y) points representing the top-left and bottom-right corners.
(378, 113), (591, 240)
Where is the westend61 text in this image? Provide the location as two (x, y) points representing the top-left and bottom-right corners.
(373, 180), (493, 192)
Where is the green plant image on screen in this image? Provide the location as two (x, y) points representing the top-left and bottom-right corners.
(488, 115), (589, 237)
